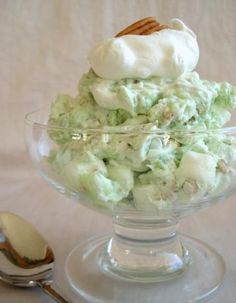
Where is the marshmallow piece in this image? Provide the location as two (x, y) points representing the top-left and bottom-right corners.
(176, 151), (217, 187)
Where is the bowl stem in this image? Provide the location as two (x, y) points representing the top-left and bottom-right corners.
(100, 211), (190, 282)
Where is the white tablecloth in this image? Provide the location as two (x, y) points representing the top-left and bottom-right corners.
(1, 1), (236, 302)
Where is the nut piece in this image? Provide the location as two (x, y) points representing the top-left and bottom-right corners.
(163, 108), (174, 120)
(115, 17), (168, 37)
(183, 179), (199, 194)
(217, 159), (230, 174)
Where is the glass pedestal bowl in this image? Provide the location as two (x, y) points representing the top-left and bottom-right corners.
(25, 109), (236, 303)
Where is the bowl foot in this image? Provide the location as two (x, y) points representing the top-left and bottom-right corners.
(65, 234), (225, 303)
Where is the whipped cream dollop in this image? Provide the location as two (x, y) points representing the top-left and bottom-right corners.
(88, 19), (199, 80)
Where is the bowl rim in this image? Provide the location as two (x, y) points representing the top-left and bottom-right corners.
(24, 108), (236, 135)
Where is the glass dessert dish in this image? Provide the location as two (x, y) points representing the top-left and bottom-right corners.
(25, 109), (236, 303)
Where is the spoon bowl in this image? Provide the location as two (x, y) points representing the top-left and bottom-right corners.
(0, 212), (71, 302)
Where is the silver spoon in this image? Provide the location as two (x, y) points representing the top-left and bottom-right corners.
(0, 212), (72, 303)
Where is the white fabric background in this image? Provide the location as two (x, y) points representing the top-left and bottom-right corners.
(0, 0), (236, 302)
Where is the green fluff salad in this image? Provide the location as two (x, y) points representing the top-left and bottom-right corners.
(46, 19), (236, 211)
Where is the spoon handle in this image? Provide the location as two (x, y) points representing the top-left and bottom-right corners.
(37, 281), (72, 303)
